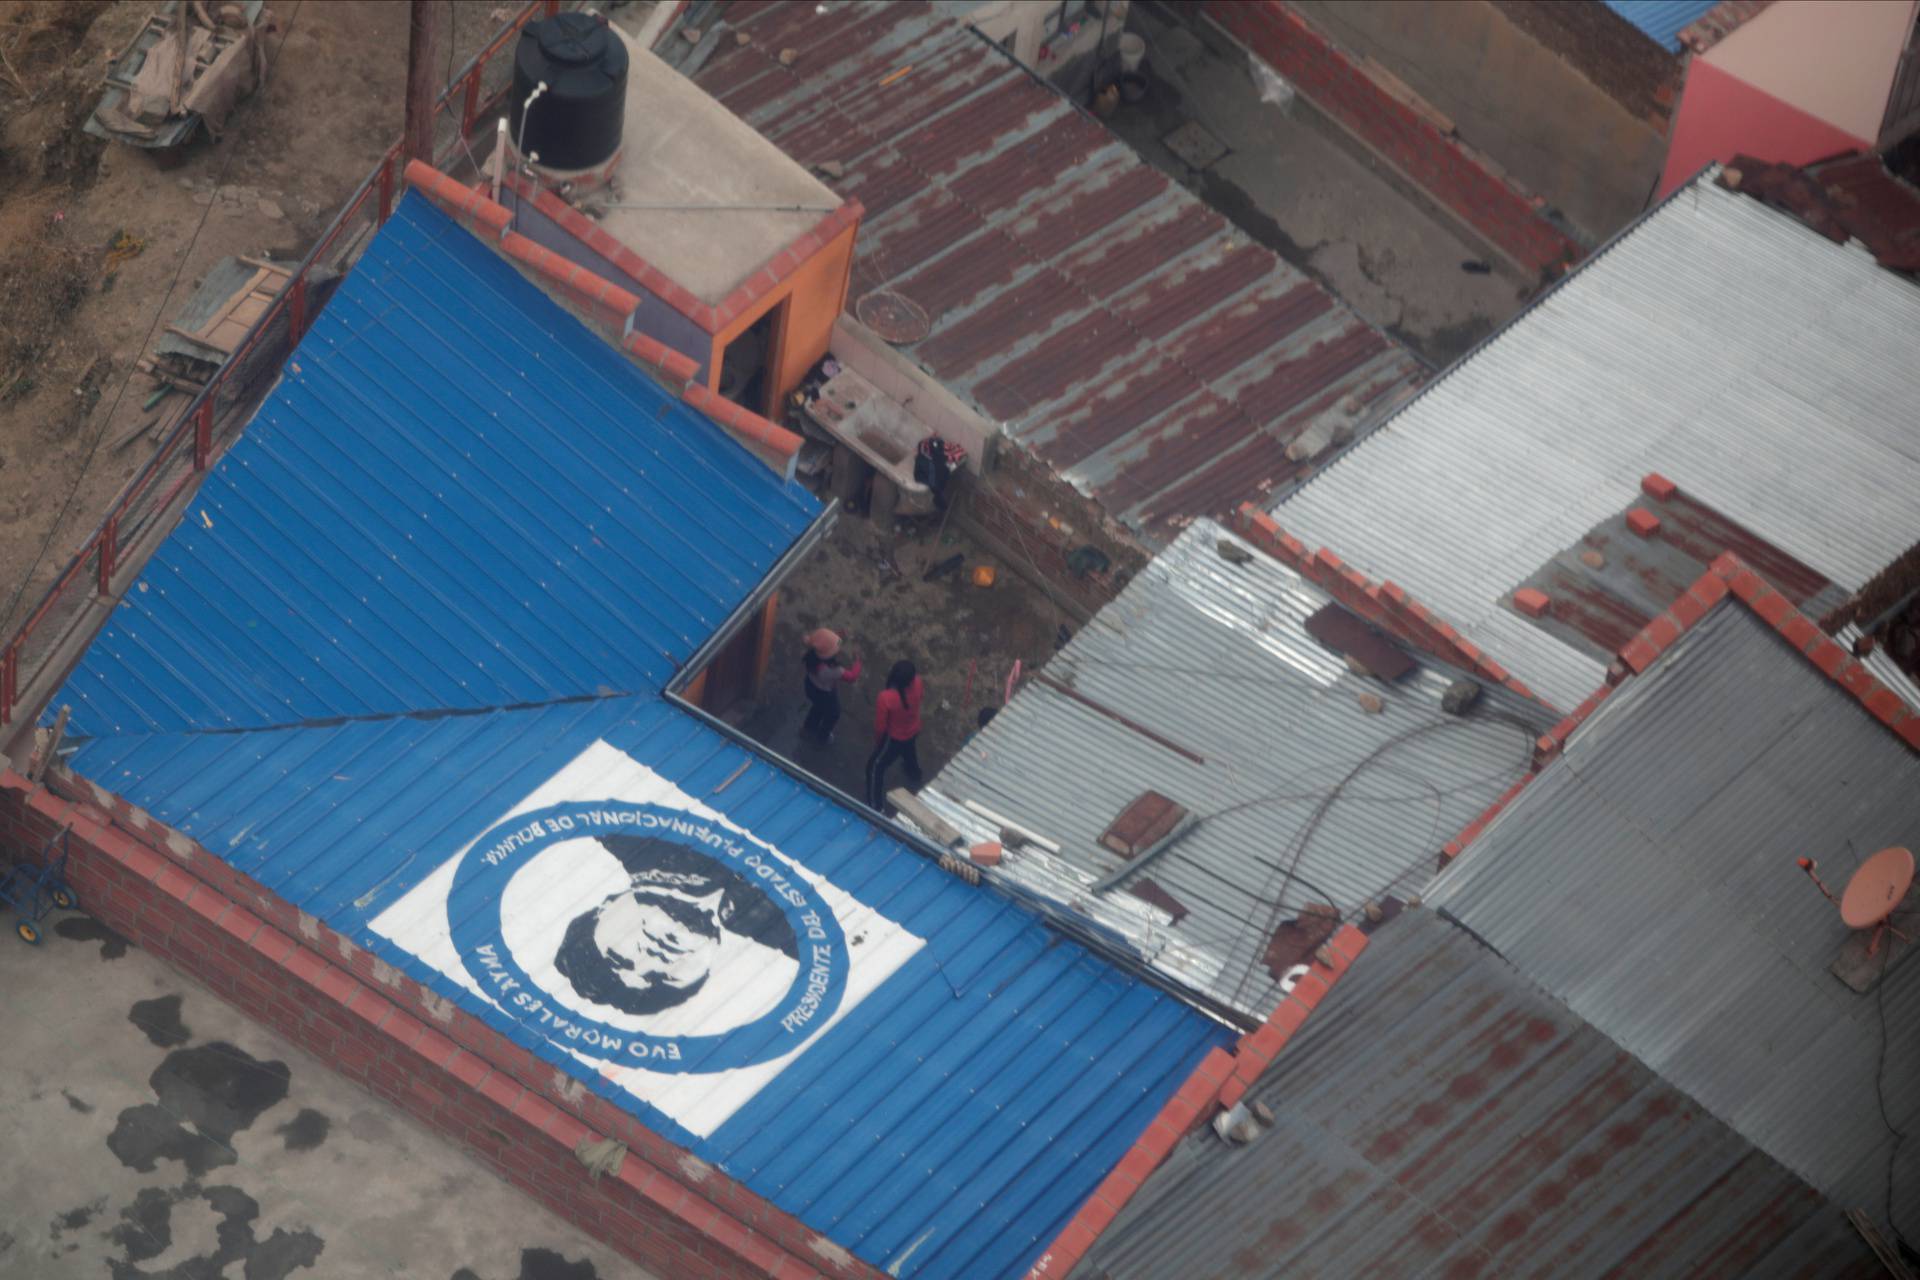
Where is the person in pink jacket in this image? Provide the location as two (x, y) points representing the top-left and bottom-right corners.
(800, 629), (861, 744)
(866, 659), (924, 810)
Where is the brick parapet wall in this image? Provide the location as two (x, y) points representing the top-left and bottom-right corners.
(1205, 1), (1583, 277)
(0, 771), (876, 1280)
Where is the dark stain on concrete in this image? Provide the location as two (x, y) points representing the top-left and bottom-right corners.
(519, 1248), (599, 1280)
(109, 1187), (176, 1263)
(63, 1089), (95, 1113)
(277, 1108), (330, 1152)
(130, 994), (191, 1048)
(106, 1103), (236, 1177)
(52, 1196), (107, 1236)
(152, 1041), (290, 1146)
(451, 1249), (600, 1280)
(107, 1042), (291, 1176)
(56, 915), (129, 959)
(106, 1182), (324, 1280)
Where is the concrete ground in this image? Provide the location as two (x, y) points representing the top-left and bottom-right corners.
(1105, 6), (1532, 368)
(0, 909), (655, 1280)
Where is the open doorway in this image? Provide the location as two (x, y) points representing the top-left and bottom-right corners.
(717, 300), (785, 418)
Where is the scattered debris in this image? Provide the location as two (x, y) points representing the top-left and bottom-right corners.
(1460, 259), (1493, 274)
(86, 1), (277, 155)
(1356, 691), (1385, 714)
(1441, 679), (1483, 716)
(1215, 538), (1253, 566)
(777, 47), (797, 66)
(923, 553), (963, 583)
(812, 159), (845, 179)
(1579, 548), (1606, 569)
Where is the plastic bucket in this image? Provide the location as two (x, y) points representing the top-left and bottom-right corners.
(1118, 33), (1145, 74)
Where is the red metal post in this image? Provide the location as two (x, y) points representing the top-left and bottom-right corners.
(98, 516), (118, 598)
(194, 399), (213, 471)
(378, 154), (396, 224)
(461, 67), (481, 137)
(289, 276), (309, 344)
(2, 644), (15, 726)
(543, 0), (558, 13)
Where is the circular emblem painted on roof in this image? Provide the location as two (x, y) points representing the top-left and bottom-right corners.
(448, 802), (847, 1073)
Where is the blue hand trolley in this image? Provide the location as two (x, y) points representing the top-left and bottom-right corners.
(2, 824), (79, 944)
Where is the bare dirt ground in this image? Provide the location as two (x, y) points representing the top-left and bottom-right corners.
(732, 499), (1078, 810)
(0, 0), (512, 638)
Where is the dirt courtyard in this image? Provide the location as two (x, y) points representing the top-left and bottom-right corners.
(729, 496), (1085, 810)
(0, 0), (515, 639)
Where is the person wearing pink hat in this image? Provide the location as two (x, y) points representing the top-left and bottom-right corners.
(800, 628), (861, 744)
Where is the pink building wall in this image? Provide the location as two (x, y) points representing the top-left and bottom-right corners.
(1659, 59), (1871, 194)
(1658, 0), (1918, 197)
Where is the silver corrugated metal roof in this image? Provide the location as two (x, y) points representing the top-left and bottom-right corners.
(1071, 908), (1883, 1280)
(916, 519), (1553, 1022)
(1272, 173), (1920, 708)
(1424, 601), (1920, 1224)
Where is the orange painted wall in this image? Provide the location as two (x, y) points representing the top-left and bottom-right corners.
(707, 219), (861, 418)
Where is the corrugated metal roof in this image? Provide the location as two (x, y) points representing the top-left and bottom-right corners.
(51, 193), (1235, 1280)
(68, 699), (1231, 1280)
(53, 191), (819, 739)
(690, 1), (1425, 541)
(917, 519), (1554, 1022)
(1424, 601), (1920, 1222)
(1272, 173), (1920, 708)
(1602, 0), (1722, 50)
(1071, 908), (1882, 1280)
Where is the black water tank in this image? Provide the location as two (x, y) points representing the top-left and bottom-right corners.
(508, 13), (628, 172)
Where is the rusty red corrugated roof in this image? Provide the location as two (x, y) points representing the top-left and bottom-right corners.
(693, 1), (1425, 540)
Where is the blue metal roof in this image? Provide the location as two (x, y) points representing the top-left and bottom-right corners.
(53, 192), (1231, 1280)
(54, 191), (818, 739)
(1602, 0), (1719, 50)
(68, 699), (1230, 1279)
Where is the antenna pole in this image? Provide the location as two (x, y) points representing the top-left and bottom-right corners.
(1796, 857), (1841, 905)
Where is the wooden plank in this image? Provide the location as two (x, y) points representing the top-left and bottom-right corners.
(188, 265), (269, 341)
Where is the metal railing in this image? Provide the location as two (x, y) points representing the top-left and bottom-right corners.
(0, 1), (556, 728)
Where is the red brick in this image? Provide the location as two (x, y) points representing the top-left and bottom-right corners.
(1804, 640), (1850, 679)
(1512, 588), (1551, 618)
(1625, 508), (1661, 538)
(1688, 574), (1730, 609)
(1865, 687), (1906, 727)
(1620, 637), (1660, 672)
(1840, 662), (1879, 699)
(1748, 588), (1794, 627)
(1779, 615), (1821, 653)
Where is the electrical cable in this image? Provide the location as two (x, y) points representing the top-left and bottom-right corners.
(0, 1), (307, 637)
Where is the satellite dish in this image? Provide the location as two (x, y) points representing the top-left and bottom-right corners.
(1841, 846), (1914, 930)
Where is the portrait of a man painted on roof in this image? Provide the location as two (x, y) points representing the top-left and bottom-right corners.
(551, 836), (799, 1023)
(368, 740), (924, 1140)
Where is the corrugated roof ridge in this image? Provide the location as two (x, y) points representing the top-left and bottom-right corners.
(1022, 923), (1369, 1280)
(1234, 503), (1554, 712)
(1437, 551), (1920, 869)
